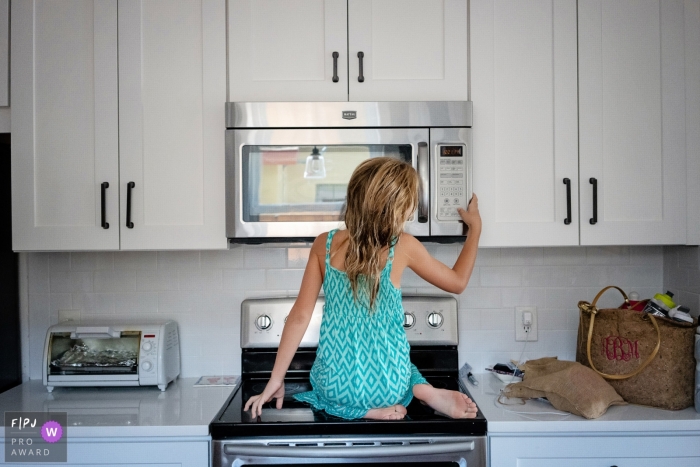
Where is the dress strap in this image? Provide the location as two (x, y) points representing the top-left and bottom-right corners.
(325, 229), (337, 265)
(384, 237), (397, 274)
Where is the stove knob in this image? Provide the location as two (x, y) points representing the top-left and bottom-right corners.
(142, 342), (153, 352)
(427, 312), (444, 328)
(403, 312), (416, 329)
(255, 314), (272, 331)
(141, 360), (153, 371)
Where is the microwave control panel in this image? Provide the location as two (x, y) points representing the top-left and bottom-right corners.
(437, 144), (467, 221)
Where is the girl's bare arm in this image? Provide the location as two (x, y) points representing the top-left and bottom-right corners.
(244, 234), (325, 416)
(404, 195), (481, 294)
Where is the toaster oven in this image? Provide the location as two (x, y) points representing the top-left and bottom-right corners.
(43, 321), (180, 392)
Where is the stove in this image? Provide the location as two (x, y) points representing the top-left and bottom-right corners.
(211, 296), (486, 467)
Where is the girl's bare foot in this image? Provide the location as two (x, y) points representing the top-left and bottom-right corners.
(364, 404), (407, 420)
(412, 384), (478, 419)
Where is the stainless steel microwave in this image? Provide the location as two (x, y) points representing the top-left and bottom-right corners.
(225, 101), (472, 242)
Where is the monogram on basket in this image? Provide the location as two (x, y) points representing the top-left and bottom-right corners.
(576, 286), (697, 410)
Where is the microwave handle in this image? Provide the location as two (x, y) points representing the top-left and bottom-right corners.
(416, 142), (429, 223)
(70, 327), (120, 339)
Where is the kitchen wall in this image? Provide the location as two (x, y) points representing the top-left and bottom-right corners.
(23, 245), (663, 380)
(664, 246), (700, 317)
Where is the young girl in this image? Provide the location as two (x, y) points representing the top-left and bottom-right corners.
(244, 157), (481, 420)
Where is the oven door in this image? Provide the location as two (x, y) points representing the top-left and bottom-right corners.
(226, 128), (430, 239)
(214, 436), (485, 467)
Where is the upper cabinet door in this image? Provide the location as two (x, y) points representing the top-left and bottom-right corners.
(228, 0), (348, 102)
(348, 0), (468, 101)
(11, 0), (119, 251)
(471, 0), (579, 246)
(118, 0), (227, 250)
(579, 0), (687, 245)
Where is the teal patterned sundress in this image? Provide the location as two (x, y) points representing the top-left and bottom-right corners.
(293, 229), (428, 419)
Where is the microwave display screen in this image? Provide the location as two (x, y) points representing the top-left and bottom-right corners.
(241, 144), (412, 223)
(440, 146), (463, 157)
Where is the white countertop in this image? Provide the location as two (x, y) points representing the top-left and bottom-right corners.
(465, 373), (700, 435)
(0, 378), (236, 438)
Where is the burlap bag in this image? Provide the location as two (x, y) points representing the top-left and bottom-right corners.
(576, 286), (697, 410)
(501, 357), (626, 419)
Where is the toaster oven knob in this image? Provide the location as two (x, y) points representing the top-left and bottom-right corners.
(141, 361), (153, 371)
(427, 312), (444, 329)
(403, 312), (416, 329)
(255, 314), (272, 331)
(142, 342), (153, 351)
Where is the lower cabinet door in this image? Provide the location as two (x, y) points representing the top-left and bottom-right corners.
(490, 435), (700, 467)
(1, 438), (209, 466)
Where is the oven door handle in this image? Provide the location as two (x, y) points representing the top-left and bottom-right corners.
(416, 141), (429, 223)
(224, 440), (475, 458)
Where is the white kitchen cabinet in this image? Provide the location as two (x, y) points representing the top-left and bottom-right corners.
(347, 0), (468, 101)
(1, 438), (208, 467)
(578, 0), (689, 245)
(118, 0), (226, 250)
(490, 434), (700, 466)
(471, 0), (579, 247)
(228, 0), (468, 102)
(11, 0), (227, 251)
(11, 0), (120, 251)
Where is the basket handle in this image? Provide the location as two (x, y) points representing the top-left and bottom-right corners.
(578, 286), (661, 380)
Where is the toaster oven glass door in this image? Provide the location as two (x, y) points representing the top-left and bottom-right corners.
(48, 331), (140, 376)
(227, 128), (430, 238)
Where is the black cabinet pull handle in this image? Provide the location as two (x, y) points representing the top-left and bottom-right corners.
(101, 182), (109, 229)
(563, 178), (571, 225)
(589, 177), (598, 225)
(126, 181), (135, 229)
(332, 51), (339, 82)
(357, 51), (364, 82)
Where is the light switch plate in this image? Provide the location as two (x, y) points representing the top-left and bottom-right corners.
(58, 310), (80, 323)
(515, 306), (538, 341)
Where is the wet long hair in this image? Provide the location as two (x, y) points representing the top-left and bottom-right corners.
(341, 157), (420, 310)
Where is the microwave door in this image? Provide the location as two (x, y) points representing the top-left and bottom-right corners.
(430, 128), (473, 236)
(229, 128), (430, 239)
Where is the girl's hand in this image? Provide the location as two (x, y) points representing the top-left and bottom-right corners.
(243, 378), (285, 418)
(457, 194), (481, 232)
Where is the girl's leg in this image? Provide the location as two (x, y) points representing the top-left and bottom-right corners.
(363, 404), (407, 420)
(412, 384), (478, 419)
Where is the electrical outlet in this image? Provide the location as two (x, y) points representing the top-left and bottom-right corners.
(515, 306), (538, 341)
(58, 310), (80, 323)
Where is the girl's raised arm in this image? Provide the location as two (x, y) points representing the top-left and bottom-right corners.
(405, 194), (481, 294)
(243, 234), (326, 417)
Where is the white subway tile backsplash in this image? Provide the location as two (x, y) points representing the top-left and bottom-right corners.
(500, 248), (544, 266)
(246, 248), (287, 269)
(71, 252), (114, 271)
(266, 269), (305, 290)
(114, 251), (158, 270)
(543, 247), (587, 265)
(287, 248), (311, 268)
(27, 253), (50, 294)
(586, 246), (629, 265)
(50, 271), (93, 293)
(223, 268), (266, 291)
(136, 270), (179, 292)
(158, 251), (200, 270)
(114, 292), (159, 314)
(24, 246), (666, 380)
(74, 293), (115, 314)
(94, 270), (138, 293)
(480, 266), (522, 287)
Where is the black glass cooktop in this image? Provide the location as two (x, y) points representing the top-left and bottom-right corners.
(210, 375), (487, 438)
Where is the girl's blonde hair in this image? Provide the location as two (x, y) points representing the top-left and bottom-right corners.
(341, 157), (420, 310)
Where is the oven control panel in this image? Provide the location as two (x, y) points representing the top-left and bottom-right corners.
(241, 296), (458, 348)
(437, 144), (468, 221)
